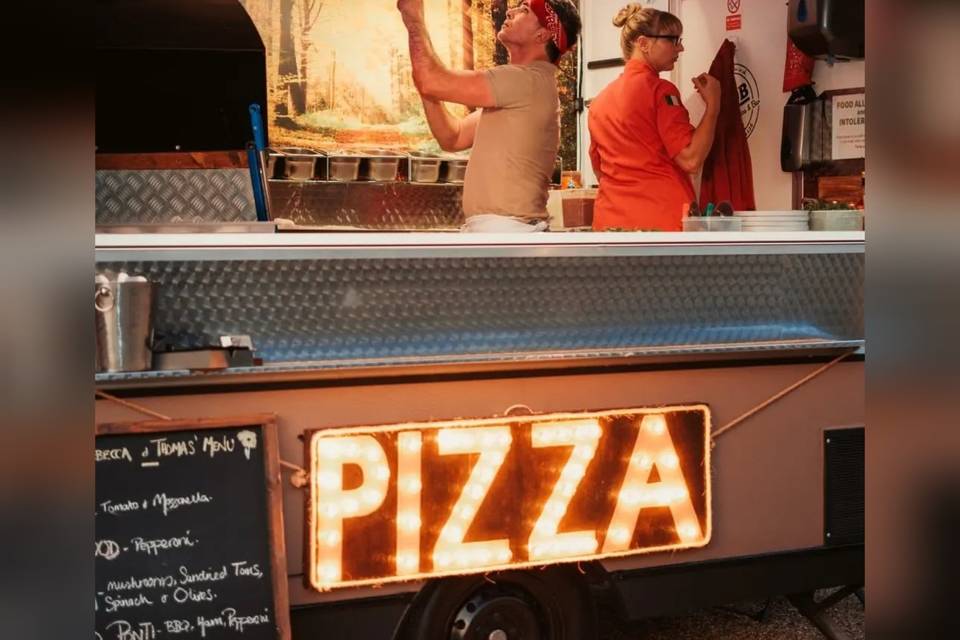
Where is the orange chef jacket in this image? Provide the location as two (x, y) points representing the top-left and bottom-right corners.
(588, 59), (695, 231)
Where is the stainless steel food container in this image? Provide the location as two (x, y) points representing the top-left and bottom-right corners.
(442, 156), (468, 183)
(408, 152), (442, 183)
(275, 147), (325, 181)
(682, 216), (743, 232)
(809, 210), (863, 231)
(95, 276), (154, 372)
(328, 153), (362, 182)
(360, 150), (404, 182)
(265, 148), (283, 179)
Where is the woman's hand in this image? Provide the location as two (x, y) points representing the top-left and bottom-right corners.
(692, 73), (721, 108)
(397, 0), (426, 28)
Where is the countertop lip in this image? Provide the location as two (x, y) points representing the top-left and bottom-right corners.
(95, 341), (865, 390)
(95, 230), (865, 249)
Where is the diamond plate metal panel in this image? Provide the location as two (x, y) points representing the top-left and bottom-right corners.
(96, 169), (257, 224)
(96, 252), (863, 365)
(267, 181), (464, 229)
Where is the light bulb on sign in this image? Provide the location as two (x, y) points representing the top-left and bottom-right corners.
(322, 503), (341, 518)
(659, 452), (679, 469)
(398, 512), (421, 532)
(397, 554), (417, 572)
(644, 414), (667, 435)
(317, 471), (340, 490)
(319, 564), (339, 584)
(401, 437), (422, 453)
(632, 453), (653, 468)
(322, 530), (340, 547)
(321, 441), (342, 460)
(608, 526), (630, 545)
(466, 484), (485, 501)
(576, 423), (601, 440)
(678, 521), (700, 542)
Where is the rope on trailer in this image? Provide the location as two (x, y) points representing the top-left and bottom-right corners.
(280, 459), (309, 488)
(95, 390), (172, 421)
(712, 349), (856, 441)
(504, 404), (535, 416)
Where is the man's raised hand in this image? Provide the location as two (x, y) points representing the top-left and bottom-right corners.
(397, 0), (425, 28)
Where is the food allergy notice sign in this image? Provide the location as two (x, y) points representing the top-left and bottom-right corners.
(832, 91), (866, 159)
(95, 416), (289, 640)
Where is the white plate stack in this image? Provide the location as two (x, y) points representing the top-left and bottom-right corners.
(734, 210), (809, 231)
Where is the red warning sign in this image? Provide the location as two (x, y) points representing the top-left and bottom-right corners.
(726, 14), (742, 31)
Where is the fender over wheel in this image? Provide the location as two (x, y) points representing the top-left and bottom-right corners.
(398, 566), (597, 640)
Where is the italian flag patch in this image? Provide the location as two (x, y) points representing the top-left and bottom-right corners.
(665, 94), (680, 106)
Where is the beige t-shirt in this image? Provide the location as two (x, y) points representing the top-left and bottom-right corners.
(461, 61), (560, 220)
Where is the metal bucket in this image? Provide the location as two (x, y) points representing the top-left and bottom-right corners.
(95, 277), (154, 372)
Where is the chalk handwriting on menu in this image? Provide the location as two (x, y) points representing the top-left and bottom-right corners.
(96, 425), (278, 639)
(94, 607), (272, 640)
(95, 531), (200, 560)
(99, 492), (213, 517)
(95, 429), (260, 468)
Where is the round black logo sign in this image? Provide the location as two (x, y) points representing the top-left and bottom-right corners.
(734, 63), (759, 138)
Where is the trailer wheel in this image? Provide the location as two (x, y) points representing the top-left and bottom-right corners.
(400, 566), (596, 640)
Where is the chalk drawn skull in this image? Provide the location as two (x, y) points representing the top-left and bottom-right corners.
(237, 430), (258, 460)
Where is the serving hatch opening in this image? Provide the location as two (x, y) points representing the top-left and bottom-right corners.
(96, 0), (267, 154)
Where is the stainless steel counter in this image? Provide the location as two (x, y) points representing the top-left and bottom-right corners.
(95, 232), (864, 388)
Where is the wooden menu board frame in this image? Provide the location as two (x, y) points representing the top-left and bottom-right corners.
(96, 414), (291, 640)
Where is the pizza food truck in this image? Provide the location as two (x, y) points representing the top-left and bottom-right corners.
(94, 1), (864, 639)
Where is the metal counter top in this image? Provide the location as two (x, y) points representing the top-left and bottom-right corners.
(95, 233), (864, 388)
(96, 231), (864, 260)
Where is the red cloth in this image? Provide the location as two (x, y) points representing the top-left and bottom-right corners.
(699, 40), (756, 212)
(529, 0), (569, 54)
(588, 60), (695, 231)
(783, 39), (815, 92)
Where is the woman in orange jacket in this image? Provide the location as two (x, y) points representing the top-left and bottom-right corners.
(588, 5), (720, 231)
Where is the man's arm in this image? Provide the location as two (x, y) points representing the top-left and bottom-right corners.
(398, 0), (495, 108)
(421, 99), (481, 152)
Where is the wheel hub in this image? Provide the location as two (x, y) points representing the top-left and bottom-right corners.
(449, 586), (543, 640)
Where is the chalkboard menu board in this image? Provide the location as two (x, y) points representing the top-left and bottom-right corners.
(95, 416), (290, 640)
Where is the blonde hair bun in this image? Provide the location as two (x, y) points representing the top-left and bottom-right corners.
(613, 3), (645, 28)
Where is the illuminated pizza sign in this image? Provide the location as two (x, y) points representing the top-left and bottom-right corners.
(305, 406), (711, 591)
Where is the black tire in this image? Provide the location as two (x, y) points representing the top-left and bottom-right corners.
(399, 566), (597, 640)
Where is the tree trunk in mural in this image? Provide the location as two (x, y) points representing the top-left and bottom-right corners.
(290, 0), (325, 116)
(492, 0), (508, 65)
(278, 0), (299, 116)
(462, 0), (474, 71)
(447, 0), (457, 68)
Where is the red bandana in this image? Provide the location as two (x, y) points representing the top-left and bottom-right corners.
(529, 0), (570, 56)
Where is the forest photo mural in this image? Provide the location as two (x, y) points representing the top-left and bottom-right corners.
(240, 0), (579, 169)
